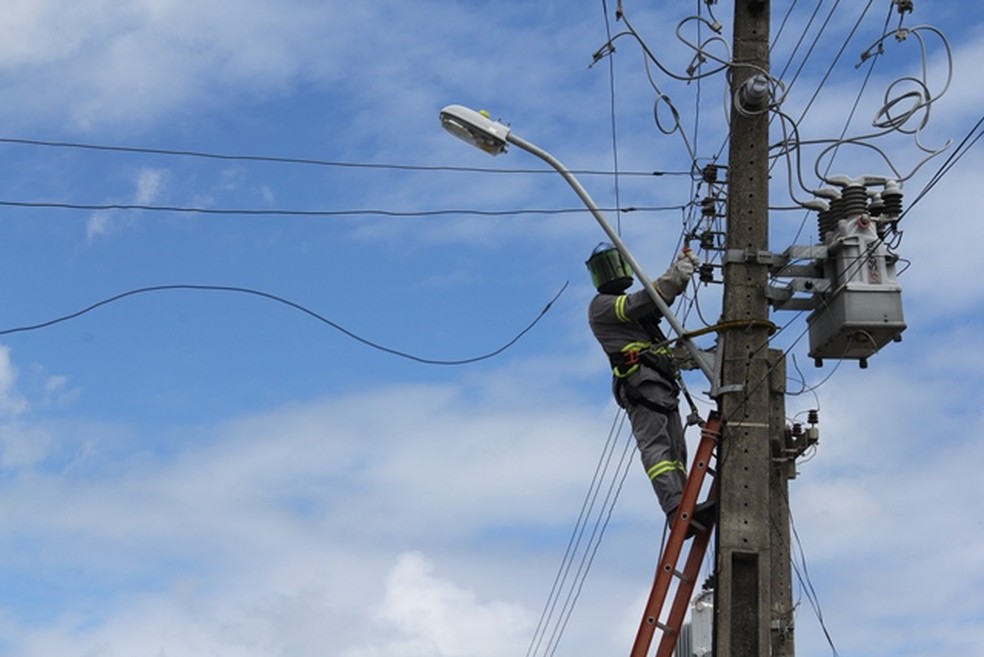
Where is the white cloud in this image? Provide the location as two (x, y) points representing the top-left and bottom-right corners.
(0, 0), (336, 130)
(0, 370), (617, 651)
(345, 552), (533, 657)
(86, 166), (169, 239)
(134, 167), (166, 204)
(0, 345), (28, 416)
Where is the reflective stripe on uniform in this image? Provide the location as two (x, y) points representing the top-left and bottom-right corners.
(614, 294), (630, 323)
(647, 459), (686, 481)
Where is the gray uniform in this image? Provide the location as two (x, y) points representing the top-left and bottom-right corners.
(588, 288), (687, 517)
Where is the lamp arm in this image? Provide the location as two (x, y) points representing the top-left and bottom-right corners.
(506, 132), (714, 384)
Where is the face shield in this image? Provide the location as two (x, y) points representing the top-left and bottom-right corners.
(586, 244), (633, 291)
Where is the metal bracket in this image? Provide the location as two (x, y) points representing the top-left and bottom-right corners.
(673, 345), (734, 399)
(726, 244), (829, 273)
(767, 244), (831, 312)
(724, 248), (777, 265)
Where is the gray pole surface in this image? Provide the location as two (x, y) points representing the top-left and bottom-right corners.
(715, 2), (775, 655)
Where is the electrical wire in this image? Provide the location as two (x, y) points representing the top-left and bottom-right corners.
(779, 0), (846, 108)
(787, 4), (889, 244)
(526, 8), (706, 648)
(901, 113), (984, 219)
(770, 0), (801, 57)
(773, 0), (826, 86)
(525, 408), (626, 657)
(793, 1), (873, 128)
(601, 0), (624, 234)
(0, 198), (686, 218)
(525, 408), (636, 657)
(790, 509), (841, 656)
(0, 135), (687, 178)
(544, 419), (635, 657)
(0, 282), (569, 366)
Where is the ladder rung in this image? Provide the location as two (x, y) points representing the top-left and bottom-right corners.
(655, 621), (677, 635)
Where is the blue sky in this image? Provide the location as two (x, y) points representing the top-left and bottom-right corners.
(0, 2), (980, 656)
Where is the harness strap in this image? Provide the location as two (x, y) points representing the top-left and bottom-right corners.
(609, 341), (674, 378)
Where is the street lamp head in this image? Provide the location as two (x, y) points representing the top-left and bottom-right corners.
(439, 104), (510, 156)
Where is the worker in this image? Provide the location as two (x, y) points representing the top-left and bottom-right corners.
(585, 243), (713, 534)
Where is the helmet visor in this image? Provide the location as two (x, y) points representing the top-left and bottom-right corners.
(586, 248), (633, 290)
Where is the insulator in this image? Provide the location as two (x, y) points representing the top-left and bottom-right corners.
(830, 194), (846, 222)
(738, 74), (771, 112)
(841, 184), (868, 218)
(807, 409), (819, 425)
(699, 262), (715, 283)
(817, 206), (837, 241)
(882, 185), (903, 218)
(701, 196), (717, 217)
(702, 164), (720, 183)
(868, 193), (885, 219)
(699, 230), (716, 250)
(791, 423), (803, 437)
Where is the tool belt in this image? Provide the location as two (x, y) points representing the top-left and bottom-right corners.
(608, 342), (677, 381)
(608, 342), (680, 412)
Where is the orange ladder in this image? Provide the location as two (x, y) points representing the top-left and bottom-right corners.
(630, 411), (722, 657)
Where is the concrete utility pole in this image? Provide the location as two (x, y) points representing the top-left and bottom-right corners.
(768, 350), (795, 657)
(714, 1), (785, 655)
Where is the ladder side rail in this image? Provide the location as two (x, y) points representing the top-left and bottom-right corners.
(655, 481), (717, 657)
(629, 413), (722, 657)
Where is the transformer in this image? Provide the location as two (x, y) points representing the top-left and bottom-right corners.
(673, 589), (714, 657)
(768, 178), (907, 367)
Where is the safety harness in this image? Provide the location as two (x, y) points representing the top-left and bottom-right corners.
(607, 309), (681, 414)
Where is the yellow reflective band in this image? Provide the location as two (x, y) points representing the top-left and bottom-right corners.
(614, 295), (630, 323)
(613, 363), (639, 378)
(647, 460), (686, 481)
(613, 341), (649, 378)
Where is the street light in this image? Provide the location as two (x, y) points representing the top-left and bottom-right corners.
(439, 105), (510, 155)
(439, 104), (714, 383)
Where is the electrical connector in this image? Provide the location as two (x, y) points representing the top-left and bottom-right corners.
(894, 0), (914, 15)
(737, 74), (772, 113)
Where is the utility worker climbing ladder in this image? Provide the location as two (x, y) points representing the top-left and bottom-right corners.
(585, 243), (714, 527)
(586, 242), (720, 657)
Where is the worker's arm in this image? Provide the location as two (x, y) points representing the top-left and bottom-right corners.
(654, 250), (699, 301)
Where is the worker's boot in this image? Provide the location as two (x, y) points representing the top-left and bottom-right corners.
(666, 499), (717, 539)
(691, 500), (716, 534)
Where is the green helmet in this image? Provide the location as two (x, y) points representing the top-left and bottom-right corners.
(586, 242), (633, 293)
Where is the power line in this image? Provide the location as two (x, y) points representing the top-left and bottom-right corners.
(901, 113), (984, 218)
(601, 0), (624, 233)
(0, 199), (687, 218)
(526, 408), (633, 657)
(793, 1), (873, 126)
(0, 135), (689, 178)
(0, 282), (569, 366)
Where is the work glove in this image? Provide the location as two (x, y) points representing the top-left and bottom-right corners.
(656, 249), (699, 299)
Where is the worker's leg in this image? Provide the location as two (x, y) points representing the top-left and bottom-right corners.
(626, 400), (687, 517)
